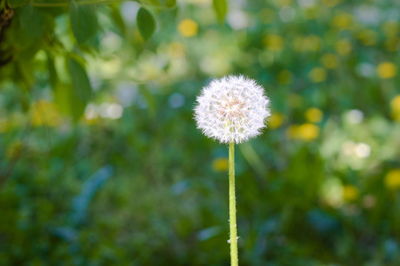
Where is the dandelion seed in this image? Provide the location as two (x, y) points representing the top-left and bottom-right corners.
(194, 75), (270, 144)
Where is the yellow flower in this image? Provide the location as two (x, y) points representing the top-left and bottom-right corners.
(332, 13), (353, 30)
(377, 62), (397, 79)
(305, 108), (323, 123)
(357, 29), (377, 46)
(321, 53), (338, 69)
(391, 95), (400, 121)
(277, 70), (292, 84)
(264, 34), (284, 52)
(178, 19), (198, 37)
(303, 35), (321, 52)
(276, 0), (292, 7)
(212, 158), (229, 172)
(342, 185), (359, 201)
(167, 42), (186, 58)
(322, 0), (340, 7)
(385, 38), (400, 52)
(383, 21), (399, 38)
(286, 125), (298, 139)
(391, 95), (400, 112)
(287, 123), (319, 141)
(6, 141), (23, 159)
(269, 113), (284, 129)
(309, 67), (327, 83)
(335, 39), (352, 55)
(0, 119), (9, 133)
(385, 169), (400, 190)
(30, 100), (62, 127)
(293, 35), (321, 52)
(298, 123), (319, 140)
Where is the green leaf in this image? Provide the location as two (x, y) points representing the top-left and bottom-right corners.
(8, 0), (29, 8)
(139, 85), (156, 117)
(46, 51), (58, 91)
(70, 2), (98, 44)
(45, 54), (71, 116)
(67, 56), (92, 120)
(110, 5), (126, 35)
(16, 60), (34, 90)
(165, 0), (176, 8)
(138, 0), (176, 8)
(14, 6), (46, 49)
(137, 7), (156, 40)
(212, 0), (227, 23)
(54, 82), (73, 116)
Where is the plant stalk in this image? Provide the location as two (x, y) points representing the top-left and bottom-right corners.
(229, 142), (238, 266)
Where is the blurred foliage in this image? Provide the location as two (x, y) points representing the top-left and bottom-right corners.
(1, 0), (400, 265)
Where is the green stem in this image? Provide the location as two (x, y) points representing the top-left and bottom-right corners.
(229, 142), (238, 266)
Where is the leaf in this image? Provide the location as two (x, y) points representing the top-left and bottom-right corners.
(71, 166), (113, 225)
(8, 0), (29, 8)
(137, 7), (156, 40)
(165, 0), (176, 8)
(54, 82), (72, 116)
(67, 56), (93, 120)
(47, 53), (70, 115)
(110, 5), (126, 35)
(139, 85), (156, 117)
(16, 60), (34, 91)
(47, 52), (58, 91)
(69, 2), (98, 44)
(212, 0), (227, 23)
(138, 0), (176, 8)
(14, 6), (46, 49)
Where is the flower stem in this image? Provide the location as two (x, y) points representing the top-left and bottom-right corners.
(229, 142), (238, 266)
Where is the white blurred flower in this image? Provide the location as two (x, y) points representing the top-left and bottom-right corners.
(354, 143), (371, 158)
(345, 109), (364, 124)
(279, 7), (296, 22)
(341, 141), (371, 158)
(194, 75), (270, 144)
(99, 103), (123, 119)
(354, 6), (380, 26)
(298, 0), (315, 8)
(85, 104), (98, 120)
(85, 103), (123, 120)
(228, 10), (249, 30)
(356, 63), (375, 77)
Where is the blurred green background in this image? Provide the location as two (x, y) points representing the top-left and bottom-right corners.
(1, 0), (400, 265)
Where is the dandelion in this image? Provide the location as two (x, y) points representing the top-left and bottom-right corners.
(305, 107), (323, 123)
(212, 157), (229, 172)
(30, 100), (62, 127)
(194, 75), (270, 266)
(178, 19), (198, 37)
(194, 76), (270, 144)
(335, 39), (352, 55)
(377, 62), (397, 79)
(385, 169), (400, 190)
(264, 34), (284, 52)
(309, 67), (327, 83)
(343, 185), (359, 202)
(269, 113), (284, 129)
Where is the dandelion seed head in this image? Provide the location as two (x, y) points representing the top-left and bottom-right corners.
(194, 75), (270, 144)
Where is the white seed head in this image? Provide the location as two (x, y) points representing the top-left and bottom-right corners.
(194, 75), (270, 144)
